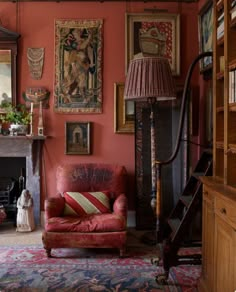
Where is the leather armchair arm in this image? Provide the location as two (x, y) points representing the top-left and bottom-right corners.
(44, 196), (65, 220)
(113, 193), (128, 219)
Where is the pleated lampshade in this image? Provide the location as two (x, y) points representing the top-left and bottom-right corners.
(124, 56), (176, 101)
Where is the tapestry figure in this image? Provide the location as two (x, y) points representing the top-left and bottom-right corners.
(16, 189), (35, 232)
(54, 19), (103, 113)
(61, 28), (96, 103)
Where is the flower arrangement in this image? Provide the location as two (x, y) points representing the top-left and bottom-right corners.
(0, 103), (31, 125)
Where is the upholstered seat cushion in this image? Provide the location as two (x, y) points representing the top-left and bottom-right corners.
(45, 213), (126, 233)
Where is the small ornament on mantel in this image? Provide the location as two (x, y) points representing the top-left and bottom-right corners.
(27, 102), (34, 136)
(38, 101), (44, 136)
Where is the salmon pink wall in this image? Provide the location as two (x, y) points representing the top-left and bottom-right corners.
(1, 1), (200, 212)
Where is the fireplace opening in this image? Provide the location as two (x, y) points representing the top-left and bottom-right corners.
(0, 157), (26, 224)
(0, 136), (45, 227)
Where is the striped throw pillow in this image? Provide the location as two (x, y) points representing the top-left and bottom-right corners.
(63, 191), (111, 216)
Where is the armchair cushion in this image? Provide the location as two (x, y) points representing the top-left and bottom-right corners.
(63, 191), (111, 216)
(46, 213), (126, 233)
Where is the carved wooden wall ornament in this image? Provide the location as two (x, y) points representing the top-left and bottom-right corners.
(27, 48), (45, 80)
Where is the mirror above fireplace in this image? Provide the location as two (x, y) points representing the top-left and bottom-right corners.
(0, 27), (20, 113)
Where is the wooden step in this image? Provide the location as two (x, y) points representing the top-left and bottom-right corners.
(161, 150), (213, 278)
(180, 195), (193, 207)
(168, 218), (181, 233)
(192, 172), (208, 179)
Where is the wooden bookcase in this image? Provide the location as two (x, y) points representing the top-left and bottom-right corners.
(198, 1), (236, 291)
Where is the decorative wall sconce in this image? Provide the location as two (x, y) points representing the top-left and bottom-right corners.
(23, 87), (50, 137)
(23, 87), (50, 108)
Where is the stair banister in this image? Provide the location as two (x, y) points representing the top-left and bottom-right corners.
(154, 51), (213, 242)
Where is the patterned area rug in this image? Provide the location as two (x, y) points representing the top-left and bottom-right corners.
(0, 245), (201, 291)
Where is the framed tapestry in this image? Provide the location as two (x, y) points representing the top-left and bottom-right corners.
(125, 13), (180, 76)
(54, 19), (103, 114)
(198, 0), (213, 72)
(65, 121), (91, 155)
(114, 82), (134, 134)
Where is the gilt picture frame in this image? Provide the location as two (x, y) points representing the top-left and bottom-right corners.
(54, 19), (103, 114)
(198, 0), (213, 72)
(0, 50), (11, 113)
(114, 82), (134, 134)
(125, 13), (180, 76)
(65, 121), (91, 155)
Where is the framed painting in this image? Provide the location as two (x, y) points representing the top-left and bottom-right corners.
(198, 0), (213, 72)
(65, 121), (91, 155)
(0, 50), (11, 113)
(54, 19), (103, 114)
(125, 13), (180, 76)
(114, 82), (134, 134)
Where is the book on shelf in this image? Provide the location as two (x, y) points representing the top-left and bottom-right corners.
(217, 21), (224, 32)
(231, 6), (236, 20)
(220, 56), (225, 72)
(217, 21), (224, 39)
(218, 12), (224, 23)
(229, 70), (236, 104)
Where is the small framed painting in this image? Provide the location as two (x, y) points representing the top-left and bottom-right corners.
(65, 121), (91, 155)
(114, 82), (134, 134)
(198, 0), (213, 72)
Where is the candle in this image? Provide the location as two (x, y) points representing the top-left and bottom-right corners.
(30, 102), (33, 114)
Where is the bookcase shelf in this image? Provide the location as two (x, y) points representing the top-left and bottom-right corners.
(216, 0), (224, 10)
(228, 59), (236, 70)
(215, 141), (224, 149)
(230, 17), (236, 27)
(216, 106), (224, 112)
(216, 36), (224, 45)
(229, 103), (236, 111)
(228, 143), (236, 153)
(216, 71), (224, 79)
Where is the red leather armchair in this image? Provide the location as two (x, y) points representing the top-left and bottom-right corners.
(42, 163), (128, 257)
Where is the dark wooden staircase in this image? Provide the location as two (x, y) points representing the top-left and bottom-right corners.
(155, 150), (213, 284)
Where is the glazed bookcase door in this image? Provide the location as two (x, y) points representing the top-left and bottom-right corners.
(213, 0), (236, 186)
(225, 0), (236, 186)
(213, 0), (224, 181)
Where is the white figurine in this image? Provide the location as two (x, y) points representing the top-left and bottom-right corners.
(16, 189), (35, 232)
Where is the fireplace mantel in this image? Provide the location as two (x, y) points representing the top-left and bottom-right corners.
(0, 135), (45, 225)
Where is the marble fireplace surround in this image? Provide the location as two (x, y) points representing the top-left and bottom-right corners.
(0, 136), (45, 225)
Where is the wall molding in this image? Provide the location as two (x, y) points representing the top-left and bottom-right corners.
(5, 0), (198, 2)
